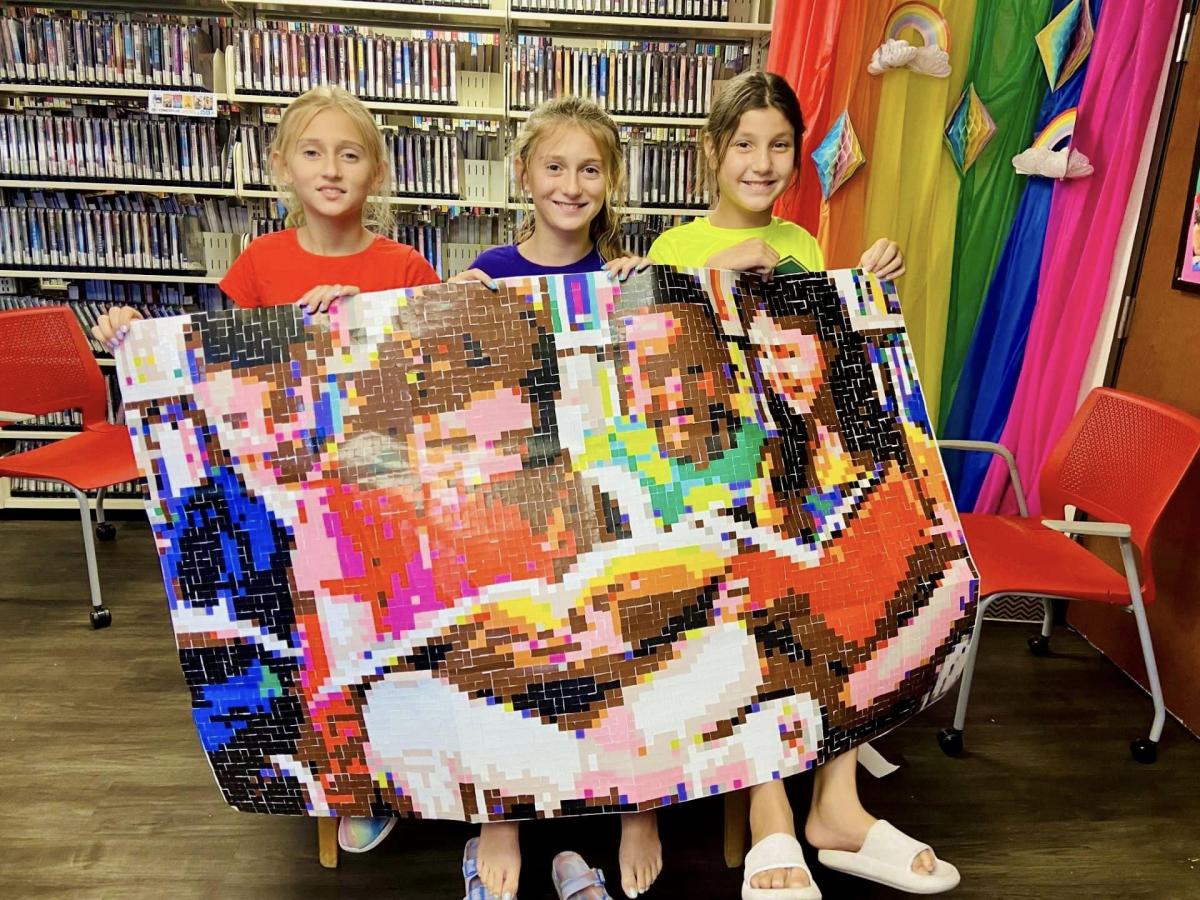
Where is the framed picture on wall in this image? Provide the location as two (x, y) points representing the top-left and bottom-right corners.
(1174, 132), (1200, 293)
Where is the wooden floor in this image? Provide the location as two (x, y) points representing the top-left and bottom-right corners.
(1, 518), (1198, 899)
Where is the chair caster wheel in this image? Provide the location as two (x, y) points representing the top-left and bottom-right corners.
(90, 607), (112, 629)
(937, 727), (964, 757)
(95, 522), (117, 541)
(1027, 635), (1051, 657)
(1130, 738), (1157, 764)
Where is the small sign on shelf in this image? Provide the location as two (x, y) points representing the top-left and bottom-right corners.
(147, 90), (218, 118)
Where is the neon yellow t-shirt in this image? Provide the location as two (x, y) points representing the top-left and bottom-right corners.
(647, 216), (825, 272)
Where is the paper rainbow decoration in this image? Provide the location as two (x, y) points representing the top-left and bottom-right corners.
(1032, 108), (1078, 152)
(1012, 107), (1093, 180)
(868, 2), (953, 78)
(886, 2), (952, 53)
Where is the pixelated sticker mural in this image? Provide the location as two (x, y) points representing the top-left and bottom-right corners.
(116, 267), (978, 821)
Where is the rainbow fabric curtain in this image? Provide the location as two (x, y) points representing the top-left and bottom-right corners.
(769, 0), (1178, 511)
(942, 0), (1096, 510)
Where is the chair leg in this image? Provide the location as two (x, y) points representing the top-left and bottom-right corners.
(938, 594), (998, 756)
(722, 789), (749, 869)
(94, 486), (116, 542)
(1028, 598), (1054, 656)
(73, 488), (111, 629)
(1121, 540), (1165, 763)
(318, 816), (339, 868)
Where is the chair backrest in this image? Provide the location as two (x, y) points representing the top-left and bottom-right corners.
(1039, 387), (1200, 603)
(0, 306), (109, 428)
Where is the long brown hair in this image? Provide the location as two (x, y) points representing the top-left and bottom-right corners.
(512, 97), (627, 261)
(699, 71), (806, 200)
(269, 86), (395, 233)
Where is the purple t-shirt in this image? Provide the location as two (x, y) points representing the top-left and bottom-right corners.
(470, 244), (605, 278)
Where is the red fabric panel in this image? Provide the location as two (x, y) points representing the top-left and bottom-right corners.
(767, 0), (846, 232)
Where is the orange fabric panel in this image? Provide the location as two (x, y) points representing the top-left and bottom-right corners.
(817, 0), (891, 268)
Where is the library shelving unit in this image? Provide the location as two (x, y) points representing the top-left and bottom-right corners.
(0, 0), (774, 517)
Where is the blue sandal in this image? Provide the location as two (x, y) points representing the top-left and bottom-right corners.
(551, 851), (611, 900)
(463, 837), (506, 900)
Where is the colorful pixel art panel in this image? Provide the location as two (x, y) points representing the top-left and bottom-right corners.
(115, 267), (978, 821)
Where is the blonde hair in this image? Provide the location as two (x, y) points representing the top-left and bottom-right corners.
(699, 71), (807, 201)
(269, 86), (395, 232)
(512, 97), (626, 261)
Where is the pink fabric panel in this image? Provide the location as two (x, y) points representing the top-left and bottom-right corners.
(976, 0), (1178, 514)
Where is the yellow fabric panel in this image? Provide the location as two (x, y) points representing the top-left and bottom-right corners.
(862, 0), (978, 428)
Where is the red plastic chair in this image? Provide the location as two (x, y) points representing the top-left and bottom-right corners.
(0, 306), (142, 628)
(938, 388), (1200, 764)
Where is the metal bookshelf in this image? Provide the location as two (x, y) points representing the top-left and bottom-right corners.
(0, 179), (240, 197)
(225, 0), (508, 29)
(0, 270), (221, 284)
(0, 83), (213, 100)
(226, 0), (767, 37)
(509, 9), (771, 38)
(509, 109), (708, 127)
(227, 92), (508, 120)
(9, 181), (692, 215)
(0, 488), (146, 512)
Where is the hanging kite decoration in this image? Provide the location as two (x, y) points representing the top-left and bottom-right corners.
(944, 84), (997, 174)
(868, 2), (953, 79)
(811, 111), (867, 201)
(1035, 0), (1095, 91)
(1012, 108), (1094, 180)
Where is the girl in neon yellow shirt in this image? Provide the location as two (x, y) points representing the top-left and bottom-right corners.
(648, 75), (903, 283)
(650, 71), (959, 900)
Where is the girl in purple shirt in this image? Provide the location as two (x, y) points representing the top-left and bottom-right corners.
(450, 97), (654, 900)
(451, 97), (647, 290)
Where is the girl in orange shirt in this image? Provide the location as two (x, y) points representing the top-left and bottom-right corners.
(92, 85), (438, 336)
(92, 86), (438, 857)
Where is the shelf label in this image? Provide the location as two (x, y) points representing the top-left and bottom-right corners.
(147, 90), (218, 118)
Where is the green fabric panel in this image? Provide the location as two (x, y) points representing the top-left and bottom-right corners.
(939, 0), (1054, 426)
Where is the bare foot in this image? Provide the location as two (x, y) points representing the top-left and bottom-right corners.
(804, 802), (936, 875)
(478, 821), (521, 899)
(807, 747), (936, 876)
(619, 810), (663, 897)
(747, 781), (812, 891)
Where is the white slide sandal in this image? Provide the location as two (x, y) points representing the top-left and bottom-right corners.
(816, 820), (960, 894)
(742, 832), (822, 900)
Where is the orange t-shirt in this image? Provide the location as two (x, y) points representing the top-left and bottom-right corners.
(219, 228), (440, 308)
